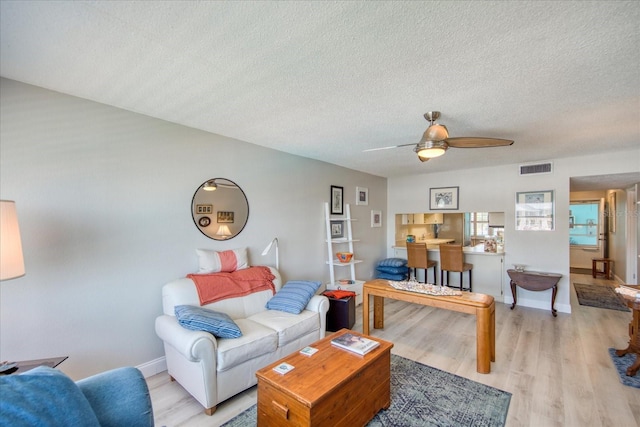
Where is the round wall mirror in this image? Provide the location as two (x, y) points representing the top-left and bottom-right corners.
(191, 178), (249, 240)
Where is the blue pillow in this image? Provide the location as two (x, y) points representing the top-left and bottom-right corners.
(175, 305), (242, 338)
(376, 265), (409, 274)
(376, 271), (407, 280)
(266, 280), (321, 314)
(377, 258), (408, 267)
(0, 366), (101, 427)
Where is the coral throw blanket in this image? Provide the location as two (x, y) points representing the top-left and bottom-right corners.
(187, 266), (276, 306)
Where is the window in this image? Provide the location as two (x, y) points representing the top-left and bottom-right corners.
(469, 212), (489, 238)
(569, 201), (599, 246)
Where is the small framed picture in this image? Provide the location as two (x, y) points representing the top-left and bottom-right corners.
(330, 220), (344, 238)
(217, 211), (234, 223)
(196, 204), (213, 215)
(198, 216), (211, 227)
(330, 185), (344, 215)
(371, 210), (382, 228)
(429, 186), (459, 210)
(356, 187), (369, 206)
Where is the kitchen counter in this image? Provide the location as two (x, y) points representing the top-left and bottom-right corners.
(393, 243), (504, 256)
(391, 244), (505, 301)
(394, 238), (455, 249)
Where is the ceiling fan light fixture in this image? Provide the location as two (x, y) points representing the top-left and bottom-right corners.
(424, 123), (449, 141)
(203, 180), (217, 191)
(415, 140), (448, 159)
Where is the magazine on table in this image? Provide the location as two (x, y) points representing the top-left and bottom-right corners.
(331, 333), (379, 355)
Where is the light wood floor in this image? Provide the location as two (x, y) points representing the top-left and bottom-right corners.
(148, 273), (640, 426)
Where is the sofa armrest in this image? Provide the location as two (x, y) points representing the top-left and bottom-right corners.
(155, 315), (218, 361)
(76, 367), (154, 427)
(306, 294), (330, 314)
(306, 295), (330, 338)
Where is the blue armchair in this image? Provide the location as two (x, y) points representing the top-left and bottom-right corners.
(0, 366), (154, 427)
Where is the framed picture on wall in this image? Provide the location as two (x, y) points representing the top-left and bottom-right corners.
(330, 220), (344, 238)
(330, 185), (344, 215)
(429, 186), (459, 210)
(217, 211), (234, 223)
(515, 190), (554, 231)
(196, 204), (213, 214)
(356, 187), (369, 206)
(371, 210), (382, 227)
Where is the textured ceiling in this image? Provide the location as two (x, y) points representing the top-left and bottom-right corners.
(1, 1), (639, 186)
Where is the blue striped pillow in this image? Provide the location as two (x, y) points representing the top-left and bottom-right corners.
(377, 258), (408, 267)
(174, 305), (242, 338)
(266, 280), (321, 314)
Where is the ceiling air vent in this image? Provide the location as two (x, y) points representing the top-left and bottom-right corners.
(519, 162), (553, 176)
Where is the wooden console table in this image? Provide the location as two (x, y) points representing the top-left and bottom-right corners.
(507, 269), (562, 317)
(362, 279), (495, 374)
(615, 285), (640, 376)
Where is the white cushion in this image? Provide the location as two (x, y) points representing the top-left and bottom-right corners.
(196, 248), (249, 273)
(247, 309), (319, 347)
(216, 319), (277, 371)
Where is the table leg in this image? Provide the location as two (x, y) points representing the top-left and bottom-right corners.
(363, 290), (370, 335)
(490, 301), (496, 362)
(551, 285), (558, 317)
(615, 307), (640, 376)
(476, 306), (492, 374)
(373, 296), (384, 330)
(510, 279), (517, 310)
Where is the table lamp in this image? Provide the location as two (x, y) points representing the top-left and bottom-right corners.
(1, 200), (25, 281)
(216, 224), (232, 239)
(0, 200), (25, 373)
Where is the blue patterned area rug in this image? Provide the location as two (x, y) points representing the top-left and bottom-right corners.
(608, 348), (640, 388)
(221, 354), (511, 427)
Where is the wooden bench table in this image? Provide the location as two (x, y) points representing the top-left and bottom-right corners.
(256, 329), (393, 426)
(363, 279), (495, 374)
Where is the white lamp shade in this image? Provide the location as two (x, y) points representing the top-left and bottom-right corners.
(1, 200), (25, 280)
(216, 225), (232, 237)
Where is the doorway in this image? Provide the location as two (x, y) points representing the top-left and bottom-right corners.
(570, 172), (640, 283)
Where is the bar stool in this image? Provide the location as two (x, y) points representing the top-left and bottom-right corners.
(407, 242), (437, 284)
(592, 258), (613, 279)
(439, 244), (473, 291)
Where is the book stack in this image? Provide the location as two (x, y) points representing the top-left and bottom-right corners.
(330, 333), (379, 355)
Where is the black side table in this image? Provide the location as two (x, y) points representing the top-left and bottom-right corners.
(0, 356), (68, 375)
(326, 295), (356, 332)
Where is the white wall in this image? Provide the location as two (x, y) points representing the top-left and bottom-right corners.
(0, 78), (387, 379)
(387, 150), (640, 314)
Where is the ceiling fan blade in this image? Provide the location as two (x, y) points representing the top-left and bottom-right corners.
(445, 137), (514, 148)
(363, 143), (416, 152)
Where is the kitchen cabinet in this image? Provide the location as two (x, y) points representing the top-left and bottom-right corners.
(424, 213), (443, 224)
(400, 214), (414, 225)
(413, 213), (426, 224)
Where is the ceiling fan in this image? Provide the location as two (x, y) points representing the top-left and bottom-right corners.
(364, 111), (514, 162)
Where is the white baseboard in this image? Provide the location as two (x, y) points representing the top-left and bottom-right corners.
(136, 357), (167, 379)
(502, 296), (571, 314)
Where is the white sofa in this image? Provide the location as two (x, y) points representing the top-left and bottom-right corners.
(154, 267), (329, 415)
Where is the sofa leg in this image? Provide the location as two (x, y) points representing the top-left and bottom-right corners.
(169, 375), (175, 382)
(204, 406), (217, 416)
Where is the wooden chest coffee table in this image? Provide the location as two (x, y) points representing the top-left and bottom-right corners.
(256, 329), (393, 426)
